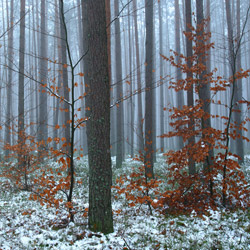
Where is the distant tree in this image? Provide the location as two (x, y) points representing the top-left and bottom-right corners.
(59, 0), (70, 155)
(114, 0), (124, 168)
(133, 0), (144, 154)
(5, 0), (14, 158)
(185, 0), (195, 175)
(18, 0), (26, 166)
(144, 0), (154, 179)
(175, 0), (184, 150)
(38, 0), (48, 151)
(158, 0), (164, 152)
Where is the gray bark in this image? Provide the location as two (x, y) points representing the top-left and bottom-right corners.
(5, 0), (14, 158)
(144, 0), (154, 179)
(185, 0), (195, 174)
(38, 0), (48, 147)
(114, 0), (124, 168)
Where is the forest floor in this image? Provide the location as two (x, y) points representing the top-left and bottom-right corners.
(0, 155), (250, 249)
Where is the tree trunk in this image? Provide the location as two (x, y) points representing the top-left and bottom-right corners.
(185, 0), (195, 175)
(175, 0), (184, 150)
(83, 0), (114, 234)
(133, 0), (144, 154)
(158, 0), (164, 152)
(144, 0), (154, 179)
(196, 0), (213, 196)
(234, 0), (244, 163)
(5, 0), (14, 158)
(18, 0), (26, 166)
(59, 0), (70, 155)
(114, 0), (124, 168)
(38, 0), (48, 150)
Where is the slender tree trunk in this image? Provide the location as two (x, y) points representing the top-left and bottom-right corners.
(114, 0), (124, 168)
(59, 0), (70, 155)
(5, 0), (14, 158)
(175, 0), (184, 150)
(234, 0), (244, 163)
(144, 0), (154, 179)
(196, 0), (214, 197)
(133, 0), (144, 154)
(38, 0), (48, 151)
(128, 2), (134, 157)
(158, 0), (164, 152)
(18, 0), (26, 166)
(185, 0), (195, 175)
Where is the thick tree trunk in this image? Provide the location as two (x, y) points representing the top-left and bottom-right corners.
(83, 0), (114, 234)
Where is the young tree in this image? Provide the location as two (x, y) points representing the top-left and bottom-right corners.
(83, 0), (114, 234)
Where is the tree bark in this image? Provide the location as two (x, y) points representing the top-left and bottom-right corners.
(114, 0), (124, 168)
(59, 0), (70, 155)
(38, 0), (48, 149)
(133, 0), (144, 154)
(5, 0), (14, 158)
(175, 0), (184, 150)
(144, 0), (154, 179)
(18, 0), (26, 166)
(83, 0), (114, 234)
(185, 0), (195, 175)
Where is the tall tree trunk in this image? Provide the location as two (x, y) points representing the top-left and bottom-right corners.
(5, 0), (14, 158)
(144, 0), (154, 179)
(133, 0), (144, 154)
(38, 0), (48, 150)
(196, 0), (213, 196)
(59, 0), (70, 155)
(175, 0), (184, 150)
(83, 0), (114, 234)
(185, 0), (195, 175)
(158, 0), (164, 152)
(128, 2), (134, 157)
(114, 0), (124, 168)
(18, 0), (26, 166)
(234, 0), (244, 163)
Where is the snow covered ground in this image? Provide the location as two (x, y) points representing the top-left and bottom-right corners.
(0, 156), (250, 249)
